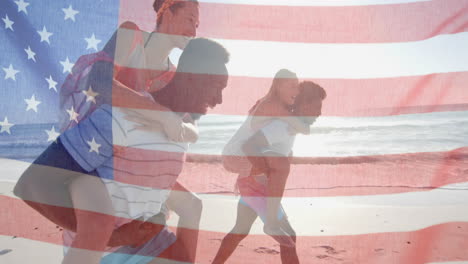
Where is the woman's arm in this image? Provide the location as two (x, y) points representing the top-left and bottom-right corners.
(122, 108), (199, 143)
(250, 100), (310, 135)
(112, 77), (199, 143)
(250, 115), (310, 135)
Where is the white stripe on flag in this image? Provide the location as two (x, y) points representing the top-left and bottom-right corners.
(217, 33), (468, 79)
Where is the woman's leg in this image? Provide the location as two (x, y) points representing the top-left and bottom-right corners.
(14, 163), (79, 231)
(13, 140), (91, 232)
(62, 174), (116, 264)
(164, 181), (203, 263)
(13, 140), (141, 248)
(212, 201), (258, 264)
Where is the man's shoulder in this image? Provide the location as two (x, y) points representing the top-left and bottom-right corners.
(260, 119), (293, 146)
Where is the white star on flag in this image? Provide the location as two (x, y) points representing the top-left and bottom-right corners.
(3, 64), (20, 81)
(25, 94), (41, 112)
(46, 75), (58, 92)
(14, 0), (30, 14)
(2, 15), (14, 31)
(60, 57), (74, 74)
(66, 106), (79, 123)
(62, 5), (79, 22)
(82, 86), (99, 104)
(0, 117), (14, 134)
(24, 46), (36, 62)
(87, 137), (101, 154)
(45, 126), (60, 142)
(37, 26), (53, 44)
(84, 33), (101, 51)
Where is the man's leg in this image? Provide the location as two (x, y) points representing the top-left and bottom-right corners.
(62, 174), (115, 264)
(279, 216), (299, 264)
(264, 157), (295, 247)
(164, 181), (203, 263)
(212, 201), (258, 264)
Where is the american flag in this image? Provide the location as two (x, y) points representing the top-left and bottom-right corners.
(1, 0), (468, 263)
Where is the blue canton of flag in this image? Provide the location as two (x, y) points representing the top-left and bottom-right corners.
(0, 0), (120, 161)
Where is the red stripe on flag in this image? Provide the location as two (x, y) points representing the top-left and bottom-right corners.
(1, 195), (467, 263)
(197, 0), (468, 43)
(118, 0), (468, 43)
(62, 146), (468, 198)
(180, 147), (468, 197)
(112, 146), (185, 189)
(197, 223), (468, 264)
(210, 72), (468, 116)
(113, 72), (468, 117)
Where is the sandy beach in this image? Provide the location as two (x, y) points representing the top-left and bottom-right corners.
(1, 156), (468, 263)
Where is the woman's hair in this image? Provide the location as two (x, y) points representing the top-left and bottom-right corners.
(154, 0), (199, 26)
(269, 69), (298, 97)
(248, 69), (297, 114)
(294, 81), (327, 107)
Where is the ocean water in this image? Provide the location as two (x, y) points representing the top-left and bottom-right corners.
(1, 111), (467, 162)
(194, 110), (468, 157)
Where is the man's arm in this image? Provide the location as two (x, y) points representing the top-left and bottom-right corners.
(242, 120), (292, 175)
(241, 131), (270, 175)
(242, 134), (290, 179)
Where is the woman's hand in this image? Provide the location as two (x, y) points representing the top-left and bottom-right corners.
(120, 108), (198, 142)
(121, 108), (164, 133)
(281, 116), (310, 135)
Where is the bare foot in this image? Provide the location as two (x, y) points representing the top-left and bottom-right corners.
(107, 219), (164, 248)
(107, 220), (142, 247)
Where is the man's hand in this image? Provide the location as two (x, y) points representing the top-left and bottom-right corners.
(249, 156), (269, 176)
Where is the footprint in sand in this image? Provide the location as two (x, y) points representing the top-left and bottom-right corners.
(374, 248), (385, 255)
(254, 247), (280, 255)
(0, 249), (12, 256)
(315, 255), (343, 261)
(312, 245), (346, 255)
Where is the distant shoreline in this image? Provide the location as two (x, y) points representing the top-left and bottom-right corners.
(186, 147), (468, 164)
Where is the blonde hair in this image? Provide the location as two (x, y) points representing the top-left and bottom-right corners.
(248, 69), (297, 114)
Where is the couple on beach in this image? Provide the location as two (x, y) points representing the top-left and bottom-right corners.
(214, 70), (326, 264)
(13, 0), (326, 263)
(16, 1), (219, 263)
